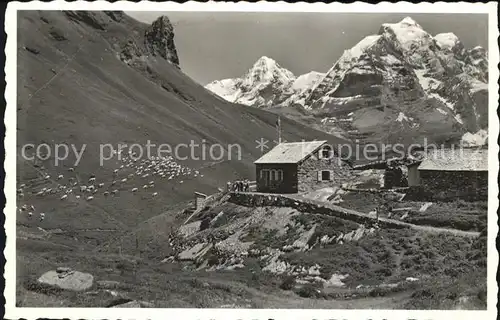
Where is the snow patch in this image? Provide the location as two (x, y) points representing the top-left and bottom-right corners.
(461, 129), (488, 146)
(415, 69), (441, 91)
(434, 32), (459, 50)
(291, 71), (325, 92)
(436, 108), (447, 115)
(382, 17), (429, 51)
(429, 93), (455, 111)
(380, 54), (401, 65)
(344, 35), (381, 60)
(396, 112), (409, 122)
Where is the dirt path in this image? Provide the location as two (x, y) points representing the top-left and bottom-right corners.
(235, 192), (480, 238)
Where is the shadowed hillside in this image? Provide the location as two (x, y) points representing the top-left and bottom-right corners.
(17, 10), (348, 226)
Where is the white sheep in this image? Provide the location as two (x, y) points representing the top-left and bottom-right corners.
(149, 180), (154, 185)
(68, 167), (74, 172)
(113, 169), (119, 174)
(111, 189), (118, 195)
(44, 175), (50, 180)
(60, 194), (68, 200)
(86, 196), (94, 201)
(75, 195), (81, 199)
(132, 187), (138, 192)
(28, 211), (33, 218)
(152, 192), (158, 197)
(121, 178), (127, 183)
(111, 180), (116, 185)
(57, 174), (64, 180)
(39, 212), (45, 221)
(80, 186), (87, 192)
(30, 205), (35, 211)
(89, 177), (96, 183)
(104, 191), (110, 196)
(20, 183), (26, 188)
(98, 183), (104, 188)
(143, 185), (149, 189)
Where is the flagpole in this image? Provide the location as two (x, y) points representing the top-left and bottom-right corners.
(278, 116), (282, 144)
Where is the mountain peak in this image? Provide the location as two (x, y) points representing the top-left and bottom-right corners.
(400, 16), (420, 26)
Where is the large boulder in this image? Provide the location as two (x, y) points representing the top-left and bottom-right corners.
(38, 268), (94, 291)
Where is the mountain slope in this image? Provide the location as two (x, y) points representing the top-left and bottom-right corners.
(16, 10), (347, 237)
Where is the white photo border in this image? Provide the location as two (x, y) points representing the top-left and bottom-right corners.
(4, 1), (499, 319)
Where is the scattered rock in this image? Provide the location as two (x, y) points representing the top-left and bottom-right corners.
(38, 270), (93, 291)
(49, 28), (67, 41)
(292, 225), (317, 251)
(419, 202), (433, 212)
(178, 243), (212, 261)
(111, 300), (154, 308)
(178, 220), (201, 237)
(97, 280), (122, 289)
(325, 274), (349, 287)
(24, 46), (40, 55)
(262, 254), (290, 274)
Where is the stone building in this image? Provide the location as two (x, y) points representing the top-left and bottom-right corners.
(416, 148), (488, 199)
(254, 140), (351, 194)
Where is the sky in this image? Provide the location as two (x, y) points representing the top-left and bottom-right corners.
(126, 12), (488, 85)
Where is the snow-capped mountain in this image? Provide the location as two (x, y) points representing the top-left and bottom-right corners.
(207, 17), (488, 145)
(205, 56), (324, 108)
(292, 17), (488, 144)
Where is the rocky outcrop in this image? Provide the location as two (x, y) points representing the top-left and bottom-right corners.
(64, 11), (107, 30)
(144, 16), (180, 67)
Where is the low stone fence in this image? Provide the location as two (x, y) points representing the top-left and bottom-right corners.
(228, 192), (409, 229)
(228, 192), (479, 238)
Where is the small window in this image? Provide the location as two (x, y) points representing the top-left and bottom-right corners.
(321, 146), (333, 159)
(320, 170), (331, 181)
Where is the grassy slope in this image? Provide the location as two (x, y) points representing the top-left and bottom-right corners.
(15, 10), (352, 306)
(16, 11), (348, 236)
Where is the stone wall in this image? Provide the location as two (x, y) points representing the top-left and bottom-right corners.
(228, 192), (408, 230)
(297, 152), (353, 193)
(419, 170), (488, 200)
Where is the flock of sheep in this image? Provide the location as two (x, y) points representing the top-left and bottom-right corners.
(17, 152), (203, 221)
